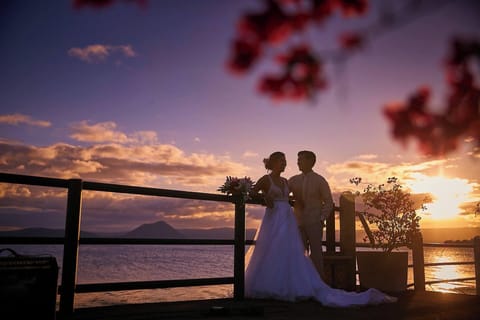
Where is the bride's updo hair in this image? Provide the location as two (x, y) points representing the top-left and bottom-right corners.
(263, 151), (285, 170)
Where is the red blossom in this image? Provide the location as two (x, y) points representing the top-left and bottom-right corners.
(228, 0), (368, 100)
(339, 32), (364, 50)
(227, 39), (262, 74)
(258, 45), (327, 100)
(383, 37), (480, 157)
(290, 12), (311, 31)
(311, 0), (335, 23)
(335, 0), (369, 17)
(227, 1), (478, 156)
(238, 0), (293, 44)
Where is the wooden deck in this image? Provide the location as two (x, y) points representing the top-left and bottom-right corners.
(68, 291), (480, 320)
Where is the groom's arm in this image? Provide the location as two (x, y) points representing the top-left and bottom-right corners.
(288, 175), (303, 208)
(318, 176), (334, 221)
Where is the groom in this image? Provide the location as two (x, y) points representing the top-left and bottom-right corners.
(288, 150), (334, 280)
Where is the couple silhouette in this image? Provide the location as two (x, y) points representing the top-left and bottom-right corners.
(245, 151), (397, 307)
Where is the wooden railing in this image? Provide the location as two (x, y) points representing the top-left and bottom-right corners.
(355, 221), (480, 295)
(0, 172), (254, 317)
(0, 172), (355, 318)
(2, 172), (477, 318)
(408, 237), (480, 294)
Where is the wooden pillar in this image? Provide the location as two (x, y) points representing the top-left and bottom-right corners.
(233, 196), (246, 300)
(339, 192), (356, 290)
(325, 206), (335, 254)
(412, 232), (425, 291)
(474, 236), (480, 296)
(59, 179), (83, 317)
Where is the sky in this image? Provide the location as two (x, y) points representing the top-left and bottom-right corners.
(0, 0), (479, 234)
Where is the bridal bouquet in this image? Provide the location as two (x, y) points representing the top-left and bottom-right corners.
(217, 176), (255, 202)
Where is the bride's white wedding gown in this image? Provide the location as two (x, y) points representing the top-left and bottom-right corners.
(245, 176), (396, 307)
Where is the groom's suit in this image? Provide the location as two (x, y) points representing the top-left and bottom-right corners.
(288, 170), (334, 279)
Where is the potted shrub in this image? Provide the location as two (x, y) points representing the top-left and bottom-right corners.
(350, 177), (423, 293)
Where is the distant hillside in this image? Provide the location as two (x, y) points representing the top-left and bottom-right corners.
(123, 221), (184, 239)
(179, 227), (257, 240)
(354, 227), (480, 244)
(0, 227), (96, 238)
(0, 222), (257, 240)
(421, 227), (480, 243)
(3, 223), (477, 244)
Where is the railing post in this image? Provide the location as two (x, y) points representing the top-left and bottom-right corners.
(474, 236), (480, 296)
(412, 232), (425, 291)
(325, 206), (335, 254)
(59, 179), (83, 318)
(339, 191), (356, 290)
(233, 196), (245, 300)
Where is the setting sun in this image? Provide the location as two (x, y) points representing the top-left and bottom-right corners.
(407, 174), (474, 220)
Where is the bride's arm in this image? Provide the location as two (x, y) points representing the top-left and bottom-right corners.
(250, 175), (273, 208)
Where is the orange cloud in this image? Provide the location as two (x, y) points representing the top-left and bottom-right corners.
(70, 121), (131, 143)
(325, 156), (479, 222)
(0, 113), (51, 127)
(0, 123), (251, 232)
(0, 118), (250, 192)
(68, 44), (136, 63)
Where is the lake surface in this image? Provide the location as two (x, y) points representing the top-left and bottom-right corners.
(4, 244), (476, 308)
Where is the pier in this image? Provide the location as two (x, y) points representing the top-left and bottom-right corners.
(71, 291), (480, 320)
(0, 172), (479, 319)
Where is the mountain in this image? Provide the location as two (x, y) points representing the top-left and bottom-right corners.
(123, 221), (184, 239)
(179, 227), (257, 240)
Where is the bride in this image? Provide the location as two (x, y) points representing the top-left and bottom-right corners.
(245, 151), (397, 307)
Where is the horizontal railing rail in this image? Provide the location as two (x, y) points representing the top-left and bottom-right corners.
(73, 277), (235, 293)
(0, 237), (256, 245)
(0, 172), (235, 202)
(420, 277), (477, 286)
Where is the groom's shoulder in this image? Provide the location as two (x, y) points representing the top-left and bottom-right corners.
(288, 174), (302, 182)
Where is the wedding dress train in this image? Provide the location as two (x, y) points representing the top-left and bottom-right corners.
(245, 176), (396, 307)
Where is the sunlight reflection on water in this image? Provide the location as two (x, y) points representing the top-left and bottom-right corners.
(407, 246), (476, 295)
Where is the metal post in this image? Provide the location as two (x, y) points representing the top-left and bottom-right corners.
(339, 192), (356, 290)
(412, 232), (426, 291)
(474, 236), (480, 296)
(59, 179), (83, 317)
(233, 196), (245, 300)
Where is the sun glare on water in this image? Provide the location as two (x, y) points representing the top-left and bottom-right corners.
(407, 174), (474, 220)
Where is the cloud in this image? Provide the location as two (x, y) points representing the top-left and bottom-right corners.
(0, 140), (248, 188)
(242, 151), (258, 158)
(0, 113), (51, 127)
(70, 121), (131, 143)
(68, 44), (136, 63)
(326, 157), (480, 223)
(355, 154), (378, 160)
(0, 119), (250, 190)
(73, 0), (147, 10)
(0, 120), (252, 232)
(326, 158), (452, 190)
(70, 121), (163, 146)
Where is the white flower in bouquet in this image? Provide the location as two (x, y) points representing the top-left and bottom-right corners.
(217, 176), (255, 202)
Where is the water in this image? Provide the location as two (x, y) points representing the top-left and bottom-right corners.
(3, 244), (476, 308)
(413, 246), (476, 295)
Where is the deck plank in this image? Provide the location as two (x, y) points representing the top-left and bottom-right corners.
(68, 291), (480, 320)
